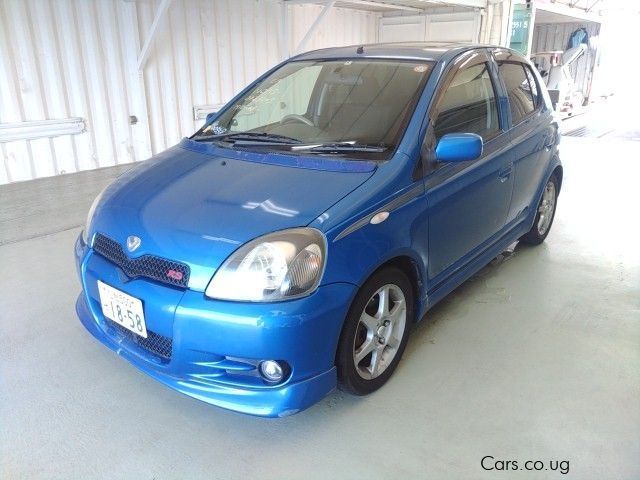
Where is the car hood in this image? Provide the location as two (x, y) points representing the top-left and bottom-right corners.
(90, 142), (375, 291)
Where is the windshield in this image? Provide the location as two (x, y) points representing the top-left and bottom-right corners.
(193, 59), (434, 160)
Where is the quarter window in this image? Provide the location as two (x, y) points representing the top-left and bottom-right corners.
(498, 62), (536, 124)
(433, 62), (500, 142)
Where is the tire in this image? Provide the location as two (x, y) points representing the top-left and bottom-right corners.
(519, 173), (559, 245)
(336, 266), (414, 395)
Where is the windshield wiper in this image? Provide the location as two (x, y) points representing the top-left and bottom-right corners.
(292, 142), (388, 153)
(192, 132), (302, 144)
(192, 133), (387, 155)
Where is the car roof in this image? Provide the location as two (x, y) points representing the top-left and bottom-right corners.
(293, 42), (525, 63)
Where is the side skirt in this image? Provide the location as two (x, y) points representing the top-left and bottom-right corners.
(421, 220), (531, 315)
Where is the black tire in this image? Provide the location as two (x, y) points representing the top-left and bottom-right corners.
(520, 173), (559, 245)
(336, 266), (414, 395)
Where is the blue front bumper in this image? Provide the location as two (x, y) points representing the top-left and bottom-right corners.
(74, 235), (356, 417)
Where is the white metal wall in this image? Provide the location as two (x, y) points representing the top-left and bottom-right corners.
(379, 12), (482, 43)
(0, 0), (379, 184)
(289, 3), (379, 52)
(0, 0), (140, 183)
(380, 3), (509, 47)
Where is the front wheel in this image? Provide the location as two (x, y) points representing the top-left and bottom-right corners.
(520, 173), (559, 245)
(336, 267), (414, 395)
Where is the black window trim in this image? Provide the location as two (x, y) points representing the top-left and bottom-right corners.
(429, 51), (504, 141)
(496, 59), (543, 128)
(416, 48), (506, 179)
(522, 62), (542, 110)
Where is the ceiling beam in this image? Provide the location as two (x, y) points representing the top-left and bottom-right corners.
(536, 0), (603, 23)
(295, 0), (336, 55)
(338, 0), (423, 12)
(286, 0), (487, 9)
(586, 0), (602, 12)
(429, 0), (487, 7)
(137, 0), (172, 71)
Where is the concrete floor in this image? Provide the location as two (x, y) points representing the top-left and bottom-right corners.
(1, 107), (639, 478)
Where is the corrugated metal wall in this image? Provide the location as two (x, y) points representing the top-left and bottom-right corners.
(531, 22), (600, 101)
(0, 0), (379, 184)
(381, 3), (508, 47)
(290, 3), (379, 51)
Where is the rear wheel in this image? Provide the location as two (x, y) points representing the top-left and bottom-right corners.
(520, 173), (559, 245)
(336, 267), (414, 395)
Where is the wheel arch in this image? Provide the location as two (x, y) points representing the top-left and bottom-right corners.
(333, 254), (425, 385)
(364, 255), (425, 323)
(552, 164), (563, 192)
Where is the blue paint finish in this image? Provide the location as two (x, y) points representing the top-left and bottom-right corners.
(435, 133), (483, 162)
(426, 132), (515, 280)
(76, 235), (356, 417)
(86, 144), (374, 292)
(75, 44), (561, 416)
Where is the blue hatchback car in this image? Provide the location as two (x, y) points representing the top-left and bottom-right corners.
(75, 43), (561, 417)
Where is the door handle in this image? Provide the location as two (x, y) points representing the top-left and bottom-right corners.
(543, 131), (558, 151)
(542, 137), (554, 151)
(498, 165), (512, 182)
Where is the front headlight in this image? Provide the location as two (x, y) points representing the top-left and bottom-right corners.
(205, 228), (327, 302)
(81, 187), (107, 245)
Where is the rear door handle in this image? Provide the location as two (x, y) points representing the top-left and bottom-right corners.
(498, 165), (513, 182)
(543, 137), (554, 150)
(543, 130), (558, 150)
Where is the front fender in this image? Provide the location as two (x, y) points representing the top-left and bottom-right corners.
(320, 188), (429, 319)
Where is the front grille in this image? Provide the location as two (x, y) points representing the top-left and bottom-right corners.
(93, 233), (190, 288)
(109, 320), (173, 361)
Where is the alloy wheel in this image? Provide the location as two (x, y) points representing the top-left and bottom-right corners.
(537, 180), (557, 236)
(352, 284), (407, 380)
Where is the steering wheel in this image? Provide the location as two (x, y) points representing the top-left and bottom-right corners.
(279, 114), (314, 127)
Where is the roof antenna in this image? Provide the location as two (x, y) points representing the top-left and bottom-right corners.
(356, 45), (364, 54)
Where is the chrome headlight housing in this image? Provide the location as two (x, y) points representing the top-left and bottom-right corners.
(205, 228), (327, 302)
(81, 187), (107, 245)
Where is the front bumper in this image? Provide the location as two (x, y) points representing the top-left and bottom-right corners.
(74, 234), (356, 417)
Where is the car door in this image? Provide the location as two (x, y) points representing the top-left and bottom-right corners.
(493, 49), (557, 225)
(423, 50), (514, 283)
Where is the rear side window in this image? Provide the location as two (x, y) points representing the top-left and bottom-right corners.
(433, 62), (500, 141)
(498, 62), (535, 124)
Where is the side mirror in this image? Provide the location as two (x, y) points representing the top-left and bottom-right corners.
(435, 133), (483, 163)
(205, 112), (216, 124)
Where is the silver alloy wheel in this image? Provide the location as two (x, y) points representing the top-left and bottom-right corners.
(353, 284), (407, 380)
(537, 180), (557, 236)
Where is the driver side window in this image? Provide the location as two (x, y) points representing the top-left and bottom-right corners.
(231, 65), (322, 131)
(433, 62), (500, 142)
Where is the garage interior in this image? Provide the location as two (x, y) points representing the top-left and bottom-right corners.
(1, 0), (638, 479)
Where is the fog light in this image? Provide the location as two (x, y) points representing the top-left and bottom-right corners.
(259, 360), (284, 383)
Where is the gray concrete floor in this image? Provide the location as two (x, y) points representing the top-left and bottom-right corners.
(1, 113), (639, 478)
(0, 164), (132, 246)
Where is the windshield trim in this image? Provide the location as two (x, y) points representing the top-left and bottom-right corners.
(179, 138), (378, 173)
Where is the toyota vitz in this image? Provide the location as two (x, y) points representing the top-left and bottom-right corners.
(75, 43), (561, 417)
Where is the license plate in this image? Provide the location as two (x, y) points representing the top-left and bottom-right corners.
(97, 280), (147, 338)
